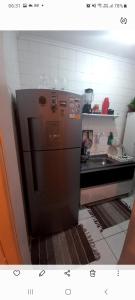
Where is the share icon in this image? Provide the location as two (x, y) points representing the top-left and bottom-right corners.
(64, 270), (70, 277)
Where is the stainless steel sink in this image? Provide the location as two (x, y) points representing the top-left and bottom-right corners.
(81, 155), (117, 171)
(89, 156), (114, 166)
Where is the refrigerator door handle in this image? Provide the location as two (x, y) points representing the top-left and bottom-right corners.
(27, 118), (38, 191)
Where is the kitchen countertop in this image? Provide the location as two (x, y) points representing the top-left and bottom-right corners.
(80, 154), (135, 174)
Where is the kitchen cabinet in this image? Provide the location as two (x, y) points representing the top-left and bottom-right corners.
(80, 155), (135, 205)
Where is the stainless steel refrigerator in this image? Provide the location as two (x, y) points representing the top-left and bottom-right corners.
(16, 89), (82, 236)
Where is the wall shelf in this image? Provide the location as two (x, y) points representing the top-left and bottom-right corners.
(82, 113), (120, 119)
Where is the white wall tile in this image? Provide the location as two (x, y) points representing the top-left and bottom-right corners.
(17, 34), (135, 149)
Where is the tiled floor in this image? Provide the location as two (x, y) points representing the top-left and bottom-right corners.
(79, 193), (135, 264)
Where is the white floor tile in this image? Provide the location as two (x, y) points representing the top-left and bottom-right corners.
(80, 217), (103, 242)
(105, 232), (126, 260)
(79, 209), (91, 221)
(90, 239), (117, 264)
(101, 224), (123, 238)
(119, 220), (129, 231)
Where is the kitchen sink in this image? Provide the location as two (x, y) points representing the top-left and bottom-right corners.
(80, 155), (116, 172)
(89, 157), (113, 165)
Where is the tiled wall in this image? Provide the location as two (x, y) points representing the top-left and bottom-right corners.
(82, 116), (118, 154)
(17, 32), (135, 153)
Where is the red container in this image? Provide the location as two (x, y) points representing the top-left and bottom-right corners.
(102, 97), (110, 114)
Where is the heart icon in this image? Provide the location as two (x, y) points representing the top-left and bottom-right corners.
(13, 270), (20, 276)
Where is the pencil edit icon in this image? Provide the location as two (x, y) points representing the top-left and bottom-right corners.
(39, 270), (45, 277)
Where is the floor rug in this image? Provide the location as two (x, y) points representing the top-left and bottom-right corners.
(86, 198), (131, 232)
(30, 224), (100, 264)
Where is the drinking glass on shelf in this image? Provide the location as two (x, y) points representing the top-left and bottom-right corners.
(38, 74), (49, 89)
(60, 77), (67, 90)
(50, 77), (58, 90)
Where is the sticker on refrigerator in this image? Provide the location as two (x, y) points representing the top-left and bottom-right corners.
(69, 114), (80, 120)
(69, 98), (81, 119)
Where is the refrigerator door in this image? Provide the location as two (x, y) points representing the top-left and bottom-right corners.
(16, 89), (82, 151)
(23, 148), (81, 236)
(123, 112), (135, 157)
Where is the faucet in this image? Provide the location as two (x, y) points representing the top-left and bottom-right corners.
(121, 145), (127, 157)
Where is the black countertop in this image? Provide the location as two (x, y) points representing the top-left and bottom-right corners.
(80, 154), (135, 174)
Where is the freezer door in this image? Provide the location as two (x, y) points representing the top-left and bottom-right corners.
(16, 89), (82, 151)
(123, 112), (135, 157)
(23, 148), (81, 236)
